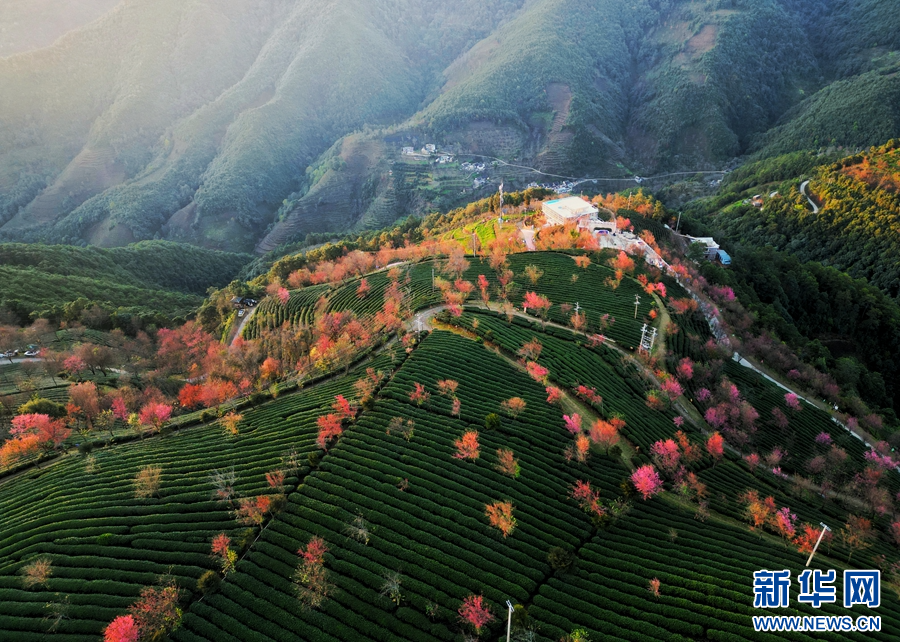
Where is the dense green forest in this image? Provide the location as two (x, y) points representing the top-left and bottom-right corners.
(690, 141), (900, 296)
(0, 241), (250, 326)
(680, 142), (900, 415)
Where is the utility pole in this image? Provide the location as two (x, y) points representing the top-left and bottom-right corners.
(505, 600), (514, 642)
(675, 210), (683, 233)
(805, 523), (831, 567)
(639, 324), (658, 354)
(574, 302), (581, 314)
(634, 294), (641, 319)
(431, 267), (435, 292)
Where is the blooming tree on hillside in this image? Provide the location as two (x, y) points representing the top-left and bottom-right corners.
(501, 397), (526, 418)
(459, 595), (494, 634)
(485, 501), (516, 537)
(631, 465), (663, 500)
(454, 430), (480, 460)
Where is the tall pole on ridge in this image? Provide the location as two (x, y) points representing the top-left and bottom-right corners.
(506, 600), (514, 642)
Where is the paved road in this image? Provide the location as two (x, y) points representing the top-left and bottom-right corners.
(520, 226), (536, 251)
(230, 306), (258, 346)
(800, 180), (820, 213)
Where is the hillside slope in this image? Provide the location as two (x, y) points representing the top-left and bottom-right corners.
(0, 241), (250, 323)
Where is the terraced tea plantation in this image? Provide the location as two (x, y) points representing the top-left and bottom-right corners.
(245, 252), (657, 349)
(0, 353), (402, 640)
(1, 292), (898, 640)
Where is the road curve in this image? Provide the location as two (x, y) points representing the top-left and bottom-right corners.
(800, 180), (820, 213)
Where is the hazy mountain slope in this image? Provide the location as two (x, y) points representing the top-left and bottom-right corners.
(0, 0), (518, 252)
(1, 0), (899, 253)
(0, 0), (290, 234)
(627, 0), (817, 169)
(0, 0), (120, 57)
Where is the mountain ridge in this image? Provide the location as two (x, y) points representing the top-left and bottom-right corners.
(1, 0), (898, 253)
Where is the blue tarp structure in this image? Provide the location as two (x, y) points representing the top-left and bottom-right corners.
(716, 249), (732, 266)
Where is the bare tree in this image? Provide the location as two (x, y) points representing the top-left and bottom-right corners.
(209, 467), (237, 505)
(379, 571), (403, 606)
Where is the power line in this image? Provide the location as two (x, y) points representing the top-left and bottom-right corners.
(454, 153), (727, 185)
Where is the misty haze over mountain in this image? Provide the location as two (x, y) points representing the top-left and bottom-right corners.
(1, 0), (898, 254)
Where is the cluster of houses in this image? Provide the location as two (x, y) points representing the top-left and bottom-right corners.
(527, 180), (579, 193)
(400, 144), (455, 165)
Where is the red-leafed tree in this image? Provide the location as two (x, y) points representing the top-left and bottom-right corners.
(129, 577), (182, 640)
(111, 397), (129, 422)
(517, 337), (543, 361)
(138, 403), (172, 434)
(104, 615), (140, 642)
(784, 392), (801, 411)
(794, 523), (833, 556)
(546, 386), (562, 404)
(659, 377), (683, 401)
(706, 432), (724, 463)
(565, 433), (591, 463)
(651, 439), (681, 475)
(631, 465), (663, 500)
(523, 291), (551, 321)
(316, 413), (343, 450)
(331, 394), (356, 421)
(477, 274), (491, 305)
(178, 383), (203, 410)
(68, 381), (101, 433)
(574, 385), (601, 405)
(495, 448), (520, 478)
(454, 430), (480, 460)
(356, 278), (371, 299)
(211, 532), (237, 574)
(563, 414), (582, 435)
(266, 469), (286, 492)
(459, 595), (495, 634)
(525, 361), (549, 382)
(501, 397), (526, 418)
(676, 357), (694, 380)
(590, 418), (621, 454)
(11, 413), (71, 451)
(0, 433), (42, 467)
(571, 480), (605, 520)
(235, 495), (271, 526)
(840, 515), (874, 563)
(409, 382), (430, 406)
(436, 379), (459, 398)
(485, 501), (516, 537)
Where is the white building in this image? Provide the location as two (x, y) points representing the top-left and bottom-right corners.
(542, 196), (598, 227)
(687, 236), (720, 260)
(423, 144), (436, 154)
(401, 146), (414, 155)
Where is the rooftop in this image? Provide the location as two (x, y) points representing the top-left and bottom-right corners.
(543, 196), (598, 219)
